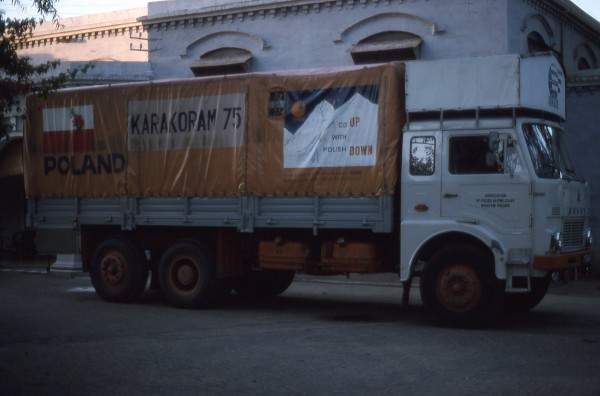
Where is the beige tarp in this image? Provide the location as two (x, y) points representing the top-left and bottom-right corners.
(24, 63), (404, 199)
(24, 87), (128, 197)
(125, 77), (247, 197)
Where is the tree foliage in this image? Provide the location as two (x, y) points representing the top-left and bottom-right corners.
(1, 0), (86, 115)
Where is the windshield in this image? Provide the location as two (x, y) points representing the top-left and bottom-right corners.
(522, 123), (582, 181)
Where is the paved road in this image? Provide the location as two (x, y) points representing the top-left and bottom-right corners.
(1, 269), (599, 395)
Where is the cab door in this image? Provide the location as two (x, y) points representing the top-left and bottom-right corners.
(441, 130), (531, 235)
(400, 131), (443, 279)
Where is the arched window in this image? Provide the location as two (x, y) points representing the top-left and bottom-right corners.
(190, 47), (252, 77)
(350, 31), (422, 64)
(577, 57), (591, 70)
(527, 31), (553, 53)
(521, 14), (557, 55)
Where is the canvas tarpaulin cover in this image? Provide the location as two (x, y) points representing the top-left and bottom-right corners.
(247, 63), (404, 196)
(24, 63), (404, 199)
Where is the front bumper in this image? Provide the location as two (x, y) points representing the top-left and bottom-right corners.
(533, 248), (595, 271)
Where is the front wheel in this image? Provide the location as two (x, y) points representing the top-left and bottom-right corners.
(420, 244), (503, 326)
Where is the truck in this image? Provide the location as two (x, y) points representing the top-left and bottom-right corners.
(23, 53), (594, 325)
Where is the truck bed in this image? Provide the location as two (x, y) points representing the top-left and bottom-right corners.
(27, 195), (394, 235)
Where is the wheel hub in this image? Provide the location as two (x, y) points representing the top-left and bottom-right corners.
(100, 253), (127, 288)
(436, 264), (482, 313)
(170, 256), (199, 293)
(176, 264), (195, 287)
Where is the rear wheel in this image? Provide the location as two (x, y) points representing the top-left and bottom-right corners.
(158, 240), (218, 308)
(503, 274), (551, 314)
(234, 269), (295, 298)
(420, 244), (503, 326)
(89, 237), (148, 303)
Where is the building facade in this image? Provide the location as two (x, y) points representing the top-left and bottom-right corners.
(2, 0), (600, 260)
(142, 0), (600, 76)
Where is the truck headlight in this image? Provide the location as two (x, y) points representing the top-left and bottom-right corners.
(585, 228), (593, 248)
(550, 231), (562, 252)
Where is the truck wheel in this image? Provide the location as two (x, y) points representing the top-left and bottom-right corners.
(89, 237), (149, 303)
(503, 274), (551, 314)
(420, 244), (503, 326)
(234, 269), (295, 298)
(158, 240), (217, 308)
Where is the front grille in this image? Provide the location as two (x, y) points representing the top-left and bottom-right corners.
(562, 219), (584, 251)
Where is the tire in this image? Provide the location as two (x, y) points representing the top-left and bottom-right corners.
(503, 274), (551, 314)
(420, 244), (504, 326)
(234, 269), (295, 298)
(158, 240), (218, 308)
(89, 237), (149, 303)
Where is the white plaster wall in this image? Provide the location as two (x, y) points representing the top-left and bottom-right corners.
(22, 35), (147, 63)
(146, 0), (511, 80)
(20, 8), (148, 63)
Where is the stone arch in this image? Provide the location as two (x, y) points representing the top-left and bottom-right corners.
(335, 12), (441, 45)
(181, 31), (267, 60)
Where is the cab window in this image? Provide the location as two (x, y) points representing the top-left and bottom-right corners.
(409, 136), (435, 176)
(449, 135), (504, 174)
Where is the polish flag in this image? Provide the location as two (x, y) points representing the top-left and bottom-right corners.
(43, 105), (94, 153)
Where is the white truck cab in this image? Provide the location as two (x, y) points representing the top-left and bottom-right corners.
(400, 54), (594, 323)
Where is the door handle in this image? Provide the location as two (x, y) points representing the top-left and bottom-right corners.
(444, 193), (458, 198)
